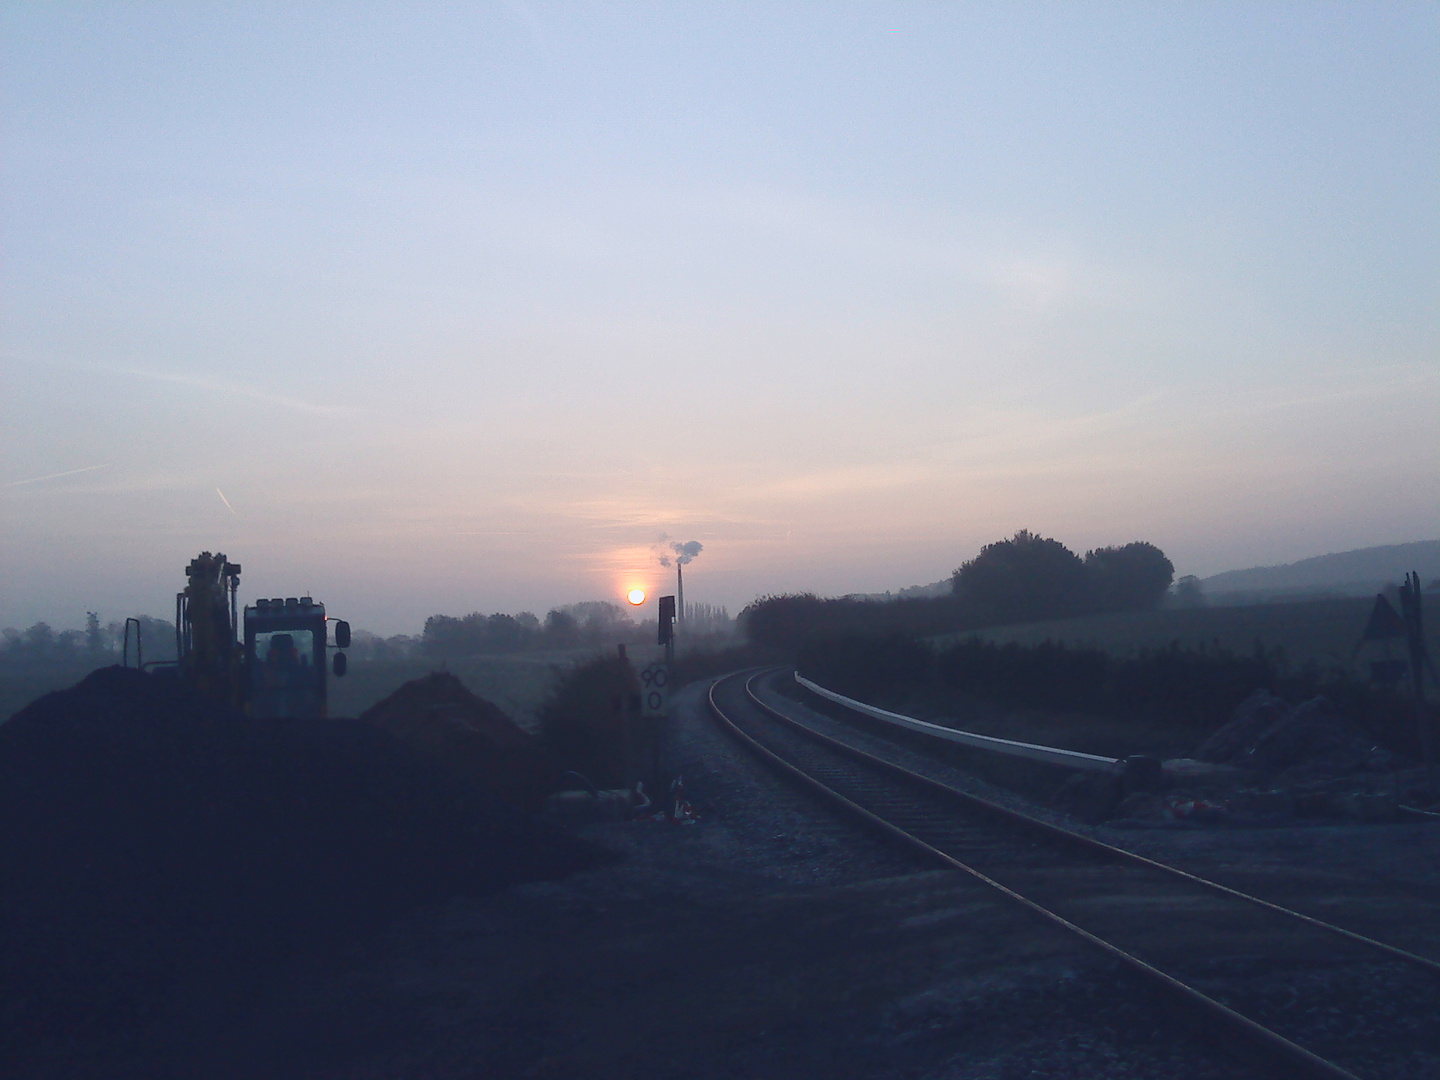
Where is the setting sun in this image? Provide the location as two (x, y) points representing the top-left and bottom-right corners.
(627, 588), (646, 606)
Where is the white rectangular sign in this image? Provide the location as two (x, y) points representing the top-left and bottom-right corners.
(639, 662), (669, 716)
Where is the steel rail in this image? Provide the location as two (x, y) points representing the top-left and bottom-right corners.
(709, 670), (1367, 1080)
(762, 672), (1440, 980)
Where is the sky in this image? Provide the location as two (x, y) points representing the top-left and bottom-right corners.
(3, 3), (1437, 634)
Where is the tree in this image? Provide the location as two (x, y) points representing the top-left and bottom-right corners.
(23, 622), (56, 656)
(1173, 575), (1206, 608)
(544, 609), (580, 646)
(1084, 542), (1175, 612)
(485, 612), (525, 651)
(86, 612), (105, 655)
(951, 531), (1089, 623)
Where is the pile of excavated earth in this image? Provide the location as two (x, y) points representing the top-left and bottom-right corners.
(0, 666), (601, 1070)
(359, 671), (552, 811)
(1105, 690), (1429, 826)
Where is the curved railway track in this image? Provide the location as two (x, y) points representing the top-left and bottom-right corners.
(707, 668), (1440, 1080)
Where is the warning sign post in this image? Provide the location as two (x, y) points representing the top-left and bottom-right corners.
(639, 662), (669, 717)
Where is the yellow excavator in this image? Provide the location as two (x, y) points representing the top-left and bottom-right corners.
(175, 551), (350, 719)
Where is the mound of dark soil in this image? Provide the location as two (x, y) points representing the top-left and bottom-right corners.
(0, 666), (604, 1055)
(359, 671), (551, 811)
(1194, 690), (1393, 780)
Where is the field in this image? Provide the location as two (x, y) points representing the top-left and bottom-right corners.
(932, 595), (1429, 671)
(327, 650), (593, 729)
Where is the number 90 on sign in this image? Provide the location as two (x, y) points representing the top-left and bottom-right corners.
(639, 663), (668, 716)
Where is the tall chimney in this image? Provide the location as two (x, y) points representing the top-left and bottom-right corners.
(676, 562), (684, 623)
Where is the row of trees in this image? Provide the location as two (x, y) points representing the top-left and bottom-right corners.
(0, 615), (176, 667)
(422, 601), (734, 659)
(421, 601), (643, 658)
(741, 531), (1176, 654)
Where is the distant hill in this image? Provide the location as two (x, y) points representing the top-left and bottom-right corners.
(1201, 540), (1440, 601)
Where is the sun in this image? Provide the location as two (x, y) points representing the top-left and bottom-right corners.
(627, 588), (646, 606)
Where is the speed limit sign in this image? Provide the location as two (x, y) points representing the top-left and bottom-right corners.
(639, 662), (669, 716)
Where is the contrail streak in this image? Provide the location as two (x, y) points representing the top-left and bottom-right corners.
(3, 463), (112, 487)
(216, 487), (239, 516)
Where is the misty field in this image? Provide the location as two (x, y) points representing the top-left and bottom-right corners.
(936, 596), (1421, 671)
(328, 651), (590, 730)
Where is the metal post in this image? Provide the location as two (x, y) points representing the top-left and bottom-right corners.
(1400, 573), (1434, 797)
(123, 617), (143, 668)
(617, 643), (635, 785)
(658, 595), (675, 668)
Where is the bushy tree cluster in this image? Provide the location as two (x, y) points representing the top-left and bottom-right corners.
(537, 654), (637, 787)
(952, 532), (1174, 619)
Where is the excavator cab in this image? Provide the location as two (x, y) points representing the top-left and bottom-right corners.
(244, 597), (350, 719)
(176, 552), (348, 720)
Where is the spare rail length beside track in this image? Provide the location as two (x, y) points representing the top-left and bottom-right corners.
(708, 669), (1440, 1080)
(795, 671), (1120, 772)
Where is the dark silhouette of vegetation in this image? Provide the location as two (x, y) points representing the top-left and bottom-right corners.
(1173, 574), (1206, 608)
(1082, 542), (1175, 612)
(796, 632), (1424, 759)
(740, 592), (959, 656)
(742, 531), (1175, 654)
(952, 530), (1090, 622)
(1, 616), (176, 667)
(537, 654), (639, 787)
(421, 601), (655, 658)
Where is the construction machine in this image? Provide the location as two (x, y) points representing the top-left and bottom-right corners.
(174, 551), (350, 719)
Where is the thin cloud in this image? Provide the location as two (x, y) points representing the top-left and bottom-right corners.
(3, 463), (112, 487)
(215, 487), (239, 516)
(113, 366), (361, 417)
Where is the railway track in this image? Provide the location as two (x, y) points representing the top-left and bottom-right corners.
(707, 668), (1440, 1080)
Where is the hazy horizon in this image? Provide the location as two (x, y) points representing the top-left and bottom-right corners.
(4, 4), (1437, 635)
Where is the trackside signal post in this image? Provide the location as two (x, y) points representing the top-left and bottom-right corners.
(658, 594), (676, 667)
(636, 595), (678, 795)
(611, 595), (679, 796)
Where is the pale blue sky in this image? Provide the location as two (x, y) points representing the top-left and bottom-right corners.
(3, 3), (1437, 633)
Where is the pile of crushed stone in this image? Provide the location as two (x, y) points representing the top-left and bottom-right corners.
(359, 671), (551, 812)
(0, 666), (604, 1058)
(1192, 690), (1396, 779)
(1105, 690), (1419, 826)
